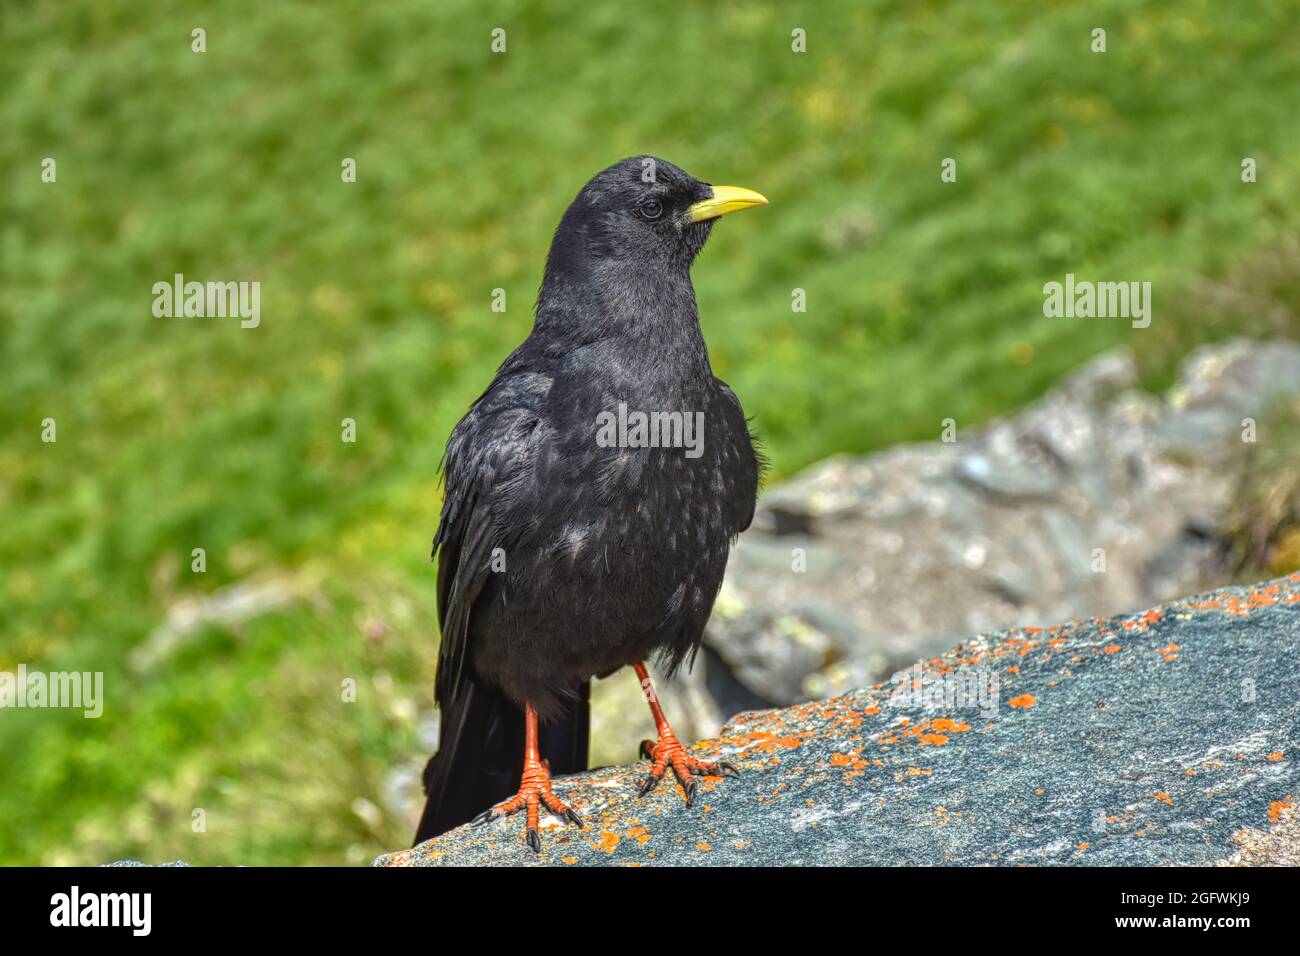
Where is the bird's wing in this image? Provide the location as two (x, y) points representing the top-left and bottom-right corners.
(432, 371), (550, 710)
(714, 378), (762, 533)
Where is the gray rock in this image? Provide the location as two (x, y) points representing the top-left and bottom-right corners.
(689, 340), (1300, 723)
(379, 575), (1300, 866)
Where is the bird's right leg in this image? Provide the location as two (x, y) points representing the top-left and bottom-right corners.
(470, 703), (584, 853)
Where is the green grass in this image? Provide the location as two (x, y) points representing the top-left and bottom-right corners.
(2, 0), (1298, 865)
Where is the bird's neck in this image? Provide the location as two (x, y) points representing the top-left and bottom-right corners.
(535, 259), (712, 372)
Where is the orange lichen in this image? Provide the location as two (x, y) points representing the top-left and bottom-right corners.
(1266, 752), (1285, 763)
(1104, 644), (1121, 654)
(1155, 792), (1173, 805)
(746, 731), (804, 754)
(929, 657), (955, 675)
(1009, 694), (1037, 709)
(831, 748), (871, 782)
(1217, 586), (1281, 617)
(696, 842), (712, 852)
(880, 717), (975, 750)
(931, 718), (971, 733)
(597, 830), (620, 854)
(1268, 799), (1295, 823)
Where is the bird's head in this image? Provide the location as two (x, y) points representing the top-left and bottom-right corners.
(545, 156), (767, 278)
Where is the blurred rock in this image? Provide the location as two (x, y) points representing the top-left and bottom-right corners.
(683, 339), (1300, 725)
(379, 576), (1300, 867)
(131, 575), (315, 673)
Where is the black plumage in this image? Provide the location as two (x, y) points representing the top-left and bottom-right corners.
(415, 157), (763, 848)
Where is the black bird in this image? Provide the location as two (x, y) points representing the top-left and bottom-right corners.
(414, 156), (766, 851)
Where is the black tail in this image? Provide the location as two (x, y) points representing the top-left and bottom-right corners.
(413, 679), (589, 845)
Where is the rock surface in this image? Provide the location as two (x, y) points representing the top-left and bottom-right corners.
(377, 575), (1299, 866)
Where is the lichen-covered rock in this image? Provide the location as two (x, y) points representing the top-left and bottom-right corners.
(377, 575), (1299, 867)
(1218, 803), (1300, 867)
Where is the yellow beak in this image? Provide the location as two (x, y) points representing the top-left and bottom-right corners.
(686, 185), (769, 223)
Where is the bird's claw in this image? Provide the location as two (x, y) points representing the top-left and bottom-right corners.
(470, 759), (583, 852)
(636, 732), (736, 807)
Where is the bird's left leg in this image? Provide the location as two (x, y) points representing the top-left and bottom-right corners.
(470, 703), (583, 853)
(632, 661), (738, 807)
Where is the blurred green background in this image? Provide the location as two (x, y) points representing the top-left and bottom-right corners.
(3, 0), (1299, 865)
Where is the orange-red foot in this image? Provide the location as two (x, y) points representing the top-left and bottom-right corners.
(471, 758), (583, 853)
(637, 732), (739, 807)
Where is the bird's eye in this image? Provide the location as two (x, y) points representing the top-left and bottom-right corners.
(638, 199), (663, 220)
